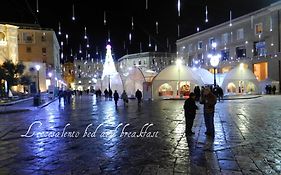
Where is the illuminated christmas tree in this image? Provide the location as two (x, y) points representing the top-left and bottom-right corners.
(102, 44), (118, 89)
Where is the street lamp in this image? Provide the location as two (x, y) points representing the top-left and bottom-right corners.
(35, 65), (41, 93)
(176, 59), (182, 96)
(208, 54), (221, 87)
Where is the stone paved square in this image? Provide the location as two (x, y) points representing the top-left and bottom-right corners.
(0, 95), (281, 175)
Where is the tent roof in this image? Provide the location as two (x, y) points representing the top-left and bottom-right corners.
(193, 68), (214, 85)
(223, 66), (258, 81)
(153, 65), (204, 85)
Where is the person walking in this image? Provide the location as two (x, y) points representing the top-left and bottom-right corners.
(135, 89), (143, 105)
(121, 90), (128, 107)
(109, 89), (113, 99)
(183, 92), (198, 136)
(272, 85), (276, 95)
(104, 89), (109, 99)
(113, 90), (119, 108)
(200, 87), (217, 137)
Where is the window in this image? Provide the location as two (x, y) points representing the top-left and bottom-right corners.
(255, 23), (263, 35)
(139, 60), (141, 65)
(78, 65), (81, 70)
(198, 41), (203, 50)
(22, 32), (34, 43)
(26, 47), (31, 53)
(41, 33), (47, 42)
(254, 41), (266, 56)
(188, 44), (193, 52)
(42, 48), (47, 55)
(209, 37), (215, 46)
(236, 46), (246, 58)
(237, 28), (244, 40)
(143, 60), (146, 65)
(133, 61), (136, 65)
(222, 33), (229, 44)
(221, 49), (230, 61)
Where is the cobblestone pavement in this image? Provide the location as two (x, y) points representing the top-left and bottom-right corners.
(0, 95), (281, 175)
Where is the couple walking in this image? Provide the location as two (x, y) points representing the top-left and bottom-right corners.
(184, 87), (217, 137)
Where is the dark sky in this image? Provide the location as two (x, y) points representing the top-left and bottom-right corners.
(0, 0), (280, 62)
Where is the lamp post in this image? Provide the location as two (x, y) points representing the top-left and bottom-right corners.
(176, 59), (182, 96)
(35, 65), (41, 94)
(208, 53), (221, 87)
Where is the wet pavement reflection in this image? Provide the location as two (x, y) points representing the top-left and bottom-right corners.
(0, 95), (281, 174)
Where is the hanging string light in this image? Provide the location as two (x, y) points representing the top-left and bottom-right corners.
(108, 30), (111, 42)
(96, 47), (99, 55)
(146, 0), (148, 10)
(177, 0), (181, 17)
(66, 34), (68, 44)
(129, 33), (132, 44)
(58, 22), (61, 35)
(148, 35), (151, 47)
(131, 17), (134, 30)
(72, 4), (75, 21)
(70, 49), (73, 57)
(86, 38), (90, 48)
(123, 41), (126, 50)
(205, 6), (208, 23)
(155, 44), (158, 52)
(36, 0), (39, 13)
(177, 24), (180, 37)
(104, 11), (107, 26)
(84, 27), (87, 39)
(156, 21), (159, 34)
(79, 44), (82, 53)
(197, 27), (200, 32)
(229, 10), (232, 27)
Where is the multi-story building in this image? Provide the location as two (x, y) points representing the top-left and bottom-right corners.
(16, 23), (62, 92)
(118, 52), (177, 81)
(177, 1), (281, 91)
(0, 24), (18, 64)
(63, 61), (75, 89)
(73, 58), (103, 90)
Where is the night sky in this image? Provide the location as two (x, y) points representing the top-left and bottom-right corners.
(0, 0), (280, 62)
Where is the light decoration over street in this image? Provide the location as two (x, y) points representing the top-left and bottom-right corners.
(146, 0), (148, 10)
(129, 33), (132, 44)
(36, 0), (39, 13)
(178, 0), (181, 17)
(156, 21), (159, 34)
(131, 17), (134, 30)
(104, 11), (107, 25)
(58, 22), (61, 35)
(205, 6), (208, 23)
(229, 10), (232, 26)
(84, 27), (87, 39)
(148, 35), (151, 47)
(72, 4), (75, 21)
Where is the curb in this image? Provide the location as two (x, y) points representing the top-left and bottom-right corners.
(0, 97), (33, 106)
(0, 109), (30, 114)
(223, 95), (262, 100)
(38, 98), (58, 108)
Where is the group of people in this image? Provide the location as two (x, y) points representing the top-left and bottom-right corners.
(265, 85), (277, 95)
(58, 89), (73, 104)
(184, 86), (217, 138)
(113, 89), (143, 108)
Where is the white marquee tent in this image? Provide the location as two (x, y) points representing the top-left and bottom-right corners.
(221, 65), (260, 94)
(152, 65), (204, 99)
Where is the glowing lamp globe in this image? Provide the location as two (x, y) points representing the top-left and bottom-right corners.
(210, 54), (221, 67)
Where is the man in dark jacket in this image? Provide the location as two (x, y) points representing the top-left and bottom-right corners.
(113, 90), (119, 108)
(201, 87), (217, 137)
(135, 89), (142, 105)
(183, 92), (198, 136)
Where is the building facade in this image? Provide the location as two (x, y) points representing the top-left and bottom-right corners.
(17, 24), (62, 92)
(73, 58), (103, 90)
(0, 24), (18, 64)
(176, 1), (281, 91)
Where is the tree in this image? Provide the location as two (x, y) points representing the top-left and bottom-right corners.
(1, 60), (26, 96)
